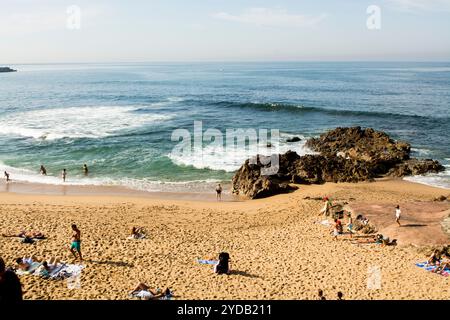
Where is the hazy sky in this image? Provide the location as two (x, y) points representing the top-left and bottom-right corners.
(1, 0), (450, 63)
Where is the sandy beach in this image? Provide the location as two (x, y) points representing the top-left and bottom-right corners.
(0, 179), (449, 300)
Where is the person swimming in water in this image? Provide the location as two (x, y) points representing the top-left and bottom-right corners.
(83, 164), (88, 176)
(40, 165), (47, 176)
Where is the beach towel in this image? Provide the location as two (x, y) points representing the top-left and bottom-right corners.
(415, 262), (450, 277)
(198, 259), (218, 265)
(15, 262), (42, 276)
(319, 220), (331, 226)
(52, 264), (84, 280)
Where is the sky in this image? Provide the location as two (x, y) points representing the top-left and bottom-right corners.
(1, 0), (450, 63)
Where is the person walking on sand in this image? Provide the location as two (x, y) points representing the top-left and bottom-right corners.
(40, 165), (47, 176)
(61, 169), (67, 182)
(83, 164), (88, 176)
(70, 224), (82, 261)
(4, 171), (10, 182)
(215, 184), (223, 201)
(395, 205), (401, 227)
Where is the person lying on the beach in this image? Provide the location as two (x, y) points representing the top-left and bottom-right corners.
(15, 257), (35, 271)
(129, 227), (146, 239)
(2, 230), (45, 239)
(130, 283), (173, 300)
(351, 234), (397, 246)
(427, 250), (442, 266)
(35, 258), (62, 278)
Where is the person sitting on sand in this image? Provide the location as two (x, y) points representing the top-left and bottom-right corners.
(15, 256), (40, 271)
(70, 224), (82, 261)
(427, 249), (441, 266)
(352, 234), (383, 245)
(130, 227), (146, 239)
(40, 165), (47, 176)
(216, 184), (223, 201)
(337, 291), (344, 300)
(214, 252), (231, 275)
(130, 283), (172, 300)
(4, 171), (10, 182)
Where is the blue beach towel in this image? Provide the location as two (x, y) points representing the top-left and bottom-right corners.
(415, 262), (449, 277)
(197, 259), (218, 265)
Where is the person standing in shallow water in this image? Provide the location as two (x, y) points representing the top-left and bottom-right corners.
(40, 165), (47, 175)
(395, 205), (401, 227)
(4, 171), (10, 182)
(216, 184), (223, 201)
(83, 164), (88, 176)
(61, 169), (67, 182)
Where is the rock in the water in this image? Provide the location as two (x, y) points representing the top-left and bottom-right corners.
(232, 126), (445, 199)
(286, 136), (302, 143)
(387, 159), (445, 177)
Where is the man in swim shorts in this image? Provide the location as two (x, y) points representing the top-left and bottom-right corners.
(216, 184), (222, 201)
(70, 224), (82, 261)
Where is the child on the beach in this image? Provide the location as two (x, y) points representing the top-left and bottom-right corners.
(395, 205), (401, 226)
(70, 224), (82, 261)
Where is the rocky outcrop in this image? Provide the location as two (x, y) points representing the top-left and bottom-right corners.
(232, 127), (445, 199)
(0, 67), (17, 73)
(388, 159), (445, 177)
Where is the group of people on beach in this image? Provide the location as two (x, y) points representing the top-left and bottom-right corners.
(427, 247), (450, 275)
(3, 164), (89, 183)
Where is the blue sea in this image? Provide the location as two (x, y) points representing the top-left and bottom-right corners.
(0, 62), (449, 192)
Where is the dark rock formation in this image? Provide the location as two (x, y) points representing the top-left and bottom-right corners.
(286, 136), (302, 143)
(0, 67), (17, 73)
(232, 127), (445, 199)
(388, 159), (445, 177)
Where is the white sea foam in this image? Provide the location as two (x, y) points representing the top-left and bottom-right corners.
(404, 170), (450, 190)
(168, 133), (315, 172)
(0, 106), (172, 140)
(0, 161), (222, 192)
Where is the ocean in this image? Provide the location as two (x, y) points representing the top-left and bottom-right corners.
(0, 62), (449, 192)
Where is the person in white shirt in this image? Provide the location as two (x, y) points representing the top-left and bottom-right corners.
(395, 205), (401, 226)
